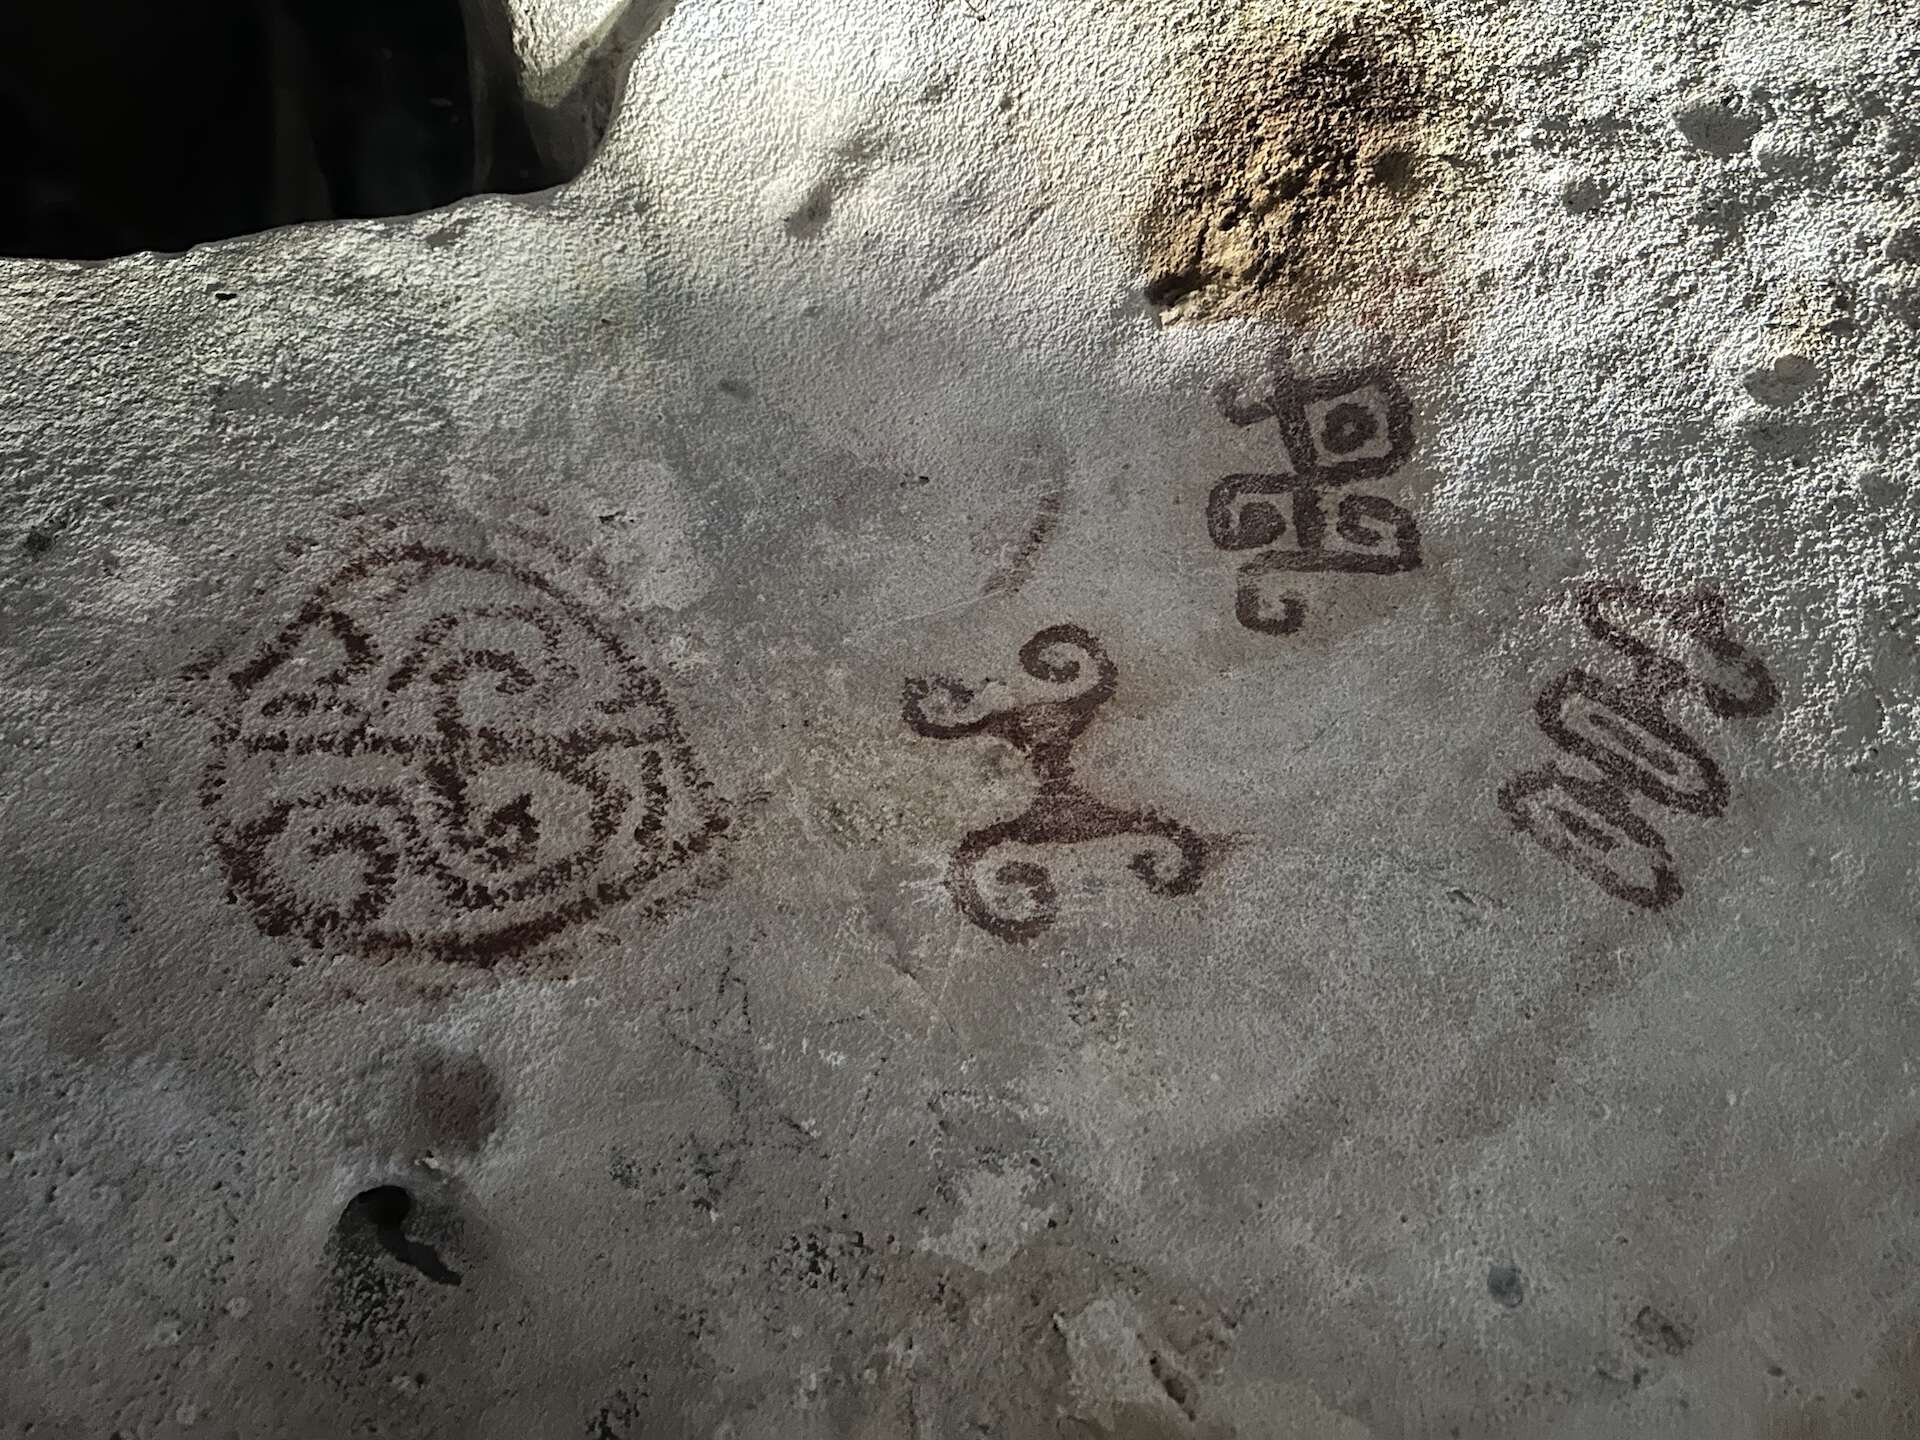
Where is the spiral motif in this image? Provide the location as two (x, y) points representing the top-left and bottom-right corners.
(1126, 821), (1209, 897)
(906, 626), (1210, 943)
(1017, 624), (1118, 700)
(199, 542), (728, 963)
(949, 839), (1061, 944)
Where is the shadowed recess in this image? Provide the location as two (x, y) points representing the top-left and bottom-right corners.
(0, 0), (675, 259)
(339, 1184), (463, 1286)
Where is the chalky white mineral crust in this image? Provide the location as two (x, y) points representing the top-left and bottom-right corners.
(1, 0), (1916, 1436)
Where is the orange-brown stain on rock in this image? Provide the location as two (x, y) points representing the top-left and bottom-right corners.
(1136, 1), (1490, 333)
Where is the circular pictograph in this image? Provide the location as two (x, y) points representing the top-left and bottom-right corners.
(198, 541), (729, 963)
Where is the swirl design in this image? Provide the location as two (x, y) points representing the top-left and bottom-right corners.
(1206, 361), (1423, 634)
(1498, 582), (1775, 910)
(905, 625), (1208, 942)
(199, 543), (728, 963)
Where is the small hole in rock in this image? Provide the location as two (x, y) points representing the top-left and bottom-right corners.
(344, 1183), (413, 1230)
(1370, 147), (1416, 191)
(339, 1183), (462, 1286)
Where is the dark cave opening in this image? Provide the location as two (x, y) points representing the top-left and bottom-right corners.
(0, 0), (561, 260)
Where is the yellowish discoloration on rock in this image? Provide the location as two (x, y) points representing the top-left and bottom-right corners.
(1136, 0), (1488, 330)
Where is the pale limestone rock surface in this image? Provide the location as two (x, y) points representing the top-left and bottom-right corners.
(2, 1), (1917, 1436)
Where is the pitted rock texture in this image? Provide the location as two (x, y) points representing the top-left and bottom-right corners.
(1137, 1), (1485, 331)
(1, 0), (1918, 1437)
